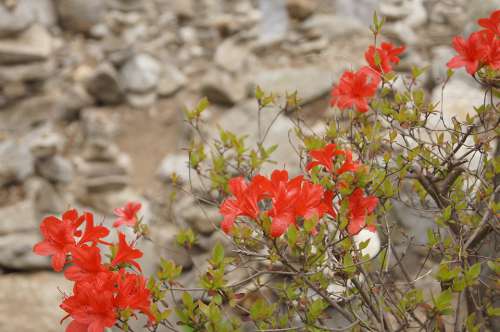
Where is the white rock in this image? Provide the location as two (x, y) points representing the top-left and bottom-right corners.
(120, 53), (161, 94)
(0, 24), (52, 64)
(353, 229), (381, 259)
(157, 64), (187, 97)
(0, 0), (35, 37)
(0, 139), (34, 186)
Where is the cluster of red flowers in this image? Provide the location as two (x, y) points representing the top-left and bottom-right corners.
(330, 41), (405, 113)
(220, 144), (378, 238)
(447, 10), (500, 75)
(33, 204), (154, 332)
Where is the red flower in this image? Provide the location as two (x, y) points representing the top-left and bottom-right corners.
(64, 245), (108, 282)
(61, 277), (116, 332)
(447, 31), (489, 74)
(477, 30), (500, 70)
(78, 213), (110, 246)
(115, 271), (155, 322)
(365, 42), (405, 73)
(33, 211), (81, 272)
(478, 9), (500, 36)
(111, 232), (143, 272)
(346, 188), (378, 235)
(219, 177), (261, 233)
(306, 144), (343, 172)
(113, 202), (142, 228)
(322, 190), (337, 218)
(336, 150), (360, 175)
(331, 66), (381, 113)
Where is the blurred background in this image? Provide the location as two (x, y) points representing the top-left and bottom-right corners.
(0, 0), (497, 330)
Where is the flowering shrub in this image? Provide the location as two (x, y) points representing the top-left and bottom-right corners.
(34, 10), (499, 332)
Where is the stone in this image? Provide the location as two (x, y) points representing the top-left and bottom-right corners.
(85, 175), (129, 193)
(334, 0), (379, 25)
(152, 224), (194, 269)
(0, 272), (71, 332)
(126, 91), (157, 109)
(200, 69), (247, 106)
(157, 153), (190, 183)
(25, 177), (71, 214)
(257, 0), (289, 46)
(0, 24), (52, 64)
(0, 232), (51, 270)
(214, 38), (253, 73)
(85, 63), (124, 105)
(177, 196), (219, 235)
(301, 14), (365, 40)
(0, 0), (35, 37)
(286, 0), (316, 21)
(120, 53), (161, 94)
(27, 125), (65, 159)
(252, 66), (334, 105)
(0, 58), (55, 83)
(27, 0), (57, 28)
(213, 100), (301, 175)
(0, 139), (34, 186)
(157, 64), (187, 97)
(54, 0), (105, 33)
(0, 199), (37, 235)
(36, 155), (74, 184)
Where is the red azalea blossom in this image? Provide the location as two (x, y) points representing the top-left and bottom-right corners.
(115, 271), (155, 322)
(306, 144), (343, 172)
(111, 232), (143, 271)
(477, 29), (500, 70)
(78, 213), (110, 246)
(113, 201), (142, 228)
(447, 31), (489, 74)
(331, 66), (381, 113)
(33, 211), (81, 272)
(61, 276), (117, 332)
(346, 188), (378, 236)
(478, 9), (500, 36)
(219, 177), (261, 233)
(64, 245), (108, 282)
(336, 150), (361, 175)
(365, 42), (405, 73)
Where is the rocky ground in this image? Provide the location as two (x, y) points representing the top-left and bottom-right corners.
(0, 0), (497, 331)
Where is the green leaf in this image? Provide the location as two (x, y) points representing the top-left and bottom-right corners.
(211, 242), (225, 266)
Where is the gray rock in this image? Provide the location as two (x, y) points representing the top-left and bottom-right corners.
(36, 155), (74, 184)
(214, 100), (300, 175)
(27, 0), (57, 27)
(0, 233), (51, 270)
(85, 175), (129, 193)
(177, 196), (219, 235)
(25, 177), (71, 214)
(214, 38), (253, 73)
(152, 224), (194, 270)
(286, 0), (317, 21)
(0, 139), (34, 186)
(0, 0), (35, 37)
(301, 14), (365, 40)
(85, 63), (124, 105)
(334, 0), (379, 25)
(157, 153), (190, 182)
(252, 66), (334, 105)
(158, 64), (187, 97)
(120, 53), (161, 94)
(258, 0), (289, 45)
(125, 91), (157, 109)
(0, 24), (52, 64)
(0, 272), (71, 331)
(0, 199), (37, 235)
(200, 69), (247, 106)
(54, 0), (105, 33)
(27, 126), (65, 159)
(0, 58), (55, 83)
